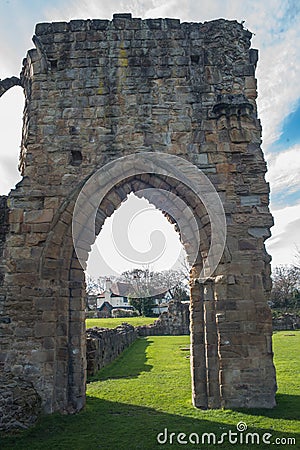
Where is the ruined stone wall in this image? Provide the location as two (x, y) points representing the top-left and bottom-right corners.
(0, 372), (41, 431)
(272, 313), (300, 331)
(0, 197), (42, 430)
(0, 14), (277, 429)
(86, 324), (137, 376)
(86, 302), (189, 377)
(137, 300), (190, 336)
(0, 196), (10, 364)
(0, 196), (8, 298)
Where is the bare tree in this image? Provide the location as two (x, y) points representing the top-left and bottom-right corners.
(115, 267), (189, 316)
(118, 268), (156, 316)
(293, 246), (300, 270)
(155, 269), (189, 301)
(85, 275), (106, 295)
(271, 266), (300, 310)
(118, 267), (189, 306)
(179, 258), (191, 282)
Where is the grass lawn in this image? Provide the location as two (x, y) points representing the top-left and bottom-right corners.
(86, 316), (156, 329)
(1, 331), (299, 449)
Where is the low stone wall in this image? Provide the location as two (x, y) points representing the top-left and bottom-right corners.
(136, 300), (190, 337)
(272, 313), (300, 331)
(86, 323), (137, 376)
(86, 301), (190, 377)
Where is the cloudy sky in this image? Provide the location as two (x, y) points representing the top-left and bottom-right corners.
(0, 0), (300, 275)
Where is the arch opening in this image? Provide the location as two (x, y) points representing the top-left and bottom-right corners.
(0, 85), (23, 195)
(78, 174), (210, 408)
(39, 165), (218, 413)
(86, 192), (188, 281)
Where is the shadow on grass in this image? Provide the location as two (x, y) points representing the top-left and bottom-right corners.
(236, 393), (300, 421)
(88, 338), (154, 382)
(1, 397), (300, 450)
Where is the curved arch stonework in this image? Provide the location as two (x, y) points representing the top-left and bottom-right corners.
(0, 15), (276, 429)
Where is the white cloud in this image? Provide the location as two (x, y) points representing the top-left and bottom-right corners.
(266, 202), (300, 266)
(143, 0), (185, 18)
(0, 2), (44, 77)
(45, 0), (157, 21)
(256, 24), (300, 150)
(266, 145), (300, 195)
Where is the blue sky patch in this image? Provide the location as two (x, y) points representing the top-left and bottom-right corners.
(271, 189), (300, 209)
(271, 100), (300, 152)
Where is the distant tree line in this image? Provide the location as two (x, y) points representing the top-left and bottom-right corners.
(270, 262), (300, 311)
(119, 267), (189, 316)
(86, 265), (190, 317)
(86, 258), (300, 315)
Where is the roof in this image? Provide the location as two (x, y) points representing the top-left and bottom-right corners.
(98, 301), (113, 311)
(97, 280), (173, 299)
(97, 281), (130, 298)
(110, 281), (131, 297)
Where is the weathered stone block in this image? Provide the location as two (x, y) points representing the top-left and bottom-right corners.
(34, 323), (56, 338)
(31, 350), (54, 363)
(240, 195), (261, 206)
(24, 209), (54, 224)
(248, 227), (271, 238)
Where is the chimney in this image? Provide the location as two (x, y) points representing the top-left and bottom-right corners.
(105, 278), (112, 291)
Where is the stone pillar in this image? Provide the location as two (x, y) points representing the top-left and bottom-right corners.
(190, 277), (207, 408)
(0, 196), (9, 365)
(203, 280), (221, 408)
(215, 271), (276, 408)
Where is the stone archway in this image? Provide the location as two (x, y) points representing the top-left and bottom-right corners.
(39, 153), (227, 413)
(0, 15), (276, 429)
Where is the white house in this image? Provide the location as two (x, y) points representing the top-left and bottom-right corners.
(96, 279), (130, 309)
(152, 291), (173, 315)
(96, 279), (177, 316)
